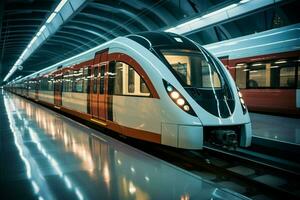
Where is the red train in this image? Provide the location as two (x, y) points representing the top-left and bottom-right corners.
(205, 24), (300, 116)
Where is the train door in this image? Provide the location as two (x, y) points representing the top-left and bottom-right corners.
(54, 73), (62, 106)
(90, 50), (108, 120)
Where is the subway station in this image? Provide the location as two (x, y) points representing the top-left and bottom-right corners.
(0, 0), (300, 199)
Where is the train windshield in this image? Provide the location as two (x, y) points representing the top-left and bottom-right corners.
(161, 49), (235, 118)
(161, 49), (223, 89)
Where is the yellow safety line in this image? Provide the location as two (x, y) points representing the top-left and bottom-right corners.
(91, 118), (107, 126)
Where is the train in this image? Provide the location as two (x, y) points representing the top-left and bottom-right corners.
(5, 31), (252, 150)
(205, 23), (300, 116)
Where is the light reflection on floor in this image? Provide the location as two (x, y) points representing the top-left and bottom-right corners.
(2, 91), (248, 200)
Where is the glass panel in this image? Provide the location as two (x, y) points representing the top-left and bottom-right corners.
(100, 66), (105, 94)
(242, 58), (297, 89)
(83, 67), (91, 93)
(74, 68), (83, 93)
(235, 63), (247, 89)
(161, 50), (222, 88)
(248, 63), (267, 88)
(298, 61), (300, 89)
(114, 62), (123, 95)
(140, 78), (150, 94)
(128, 66), (135, 93)
(93, 68), (98, 93)
(68, 71), (73, 92)
(108, 61), (150, 96)
(280, 66), (295, 88)
(63, 72), (69, 92)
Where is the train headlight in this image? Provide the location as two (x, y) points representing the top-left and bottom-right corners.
(166, 85), (173, 92)
(163, 80), (196, 117)
(176, 98), (185, 106)
(237, 88), (247, 114)
(238, 91), (243, 98)
(240, 98), (245, 105)
(170, 91), (180, 99)
(183, 105), (190, 111)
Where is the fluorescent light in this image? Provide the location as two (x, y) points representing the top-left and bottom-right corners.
(240, 0), (251, 3)
(275, 60), (287, 64)
(46, 12), (57, 23)
(54, 0), (68, 12)
(37, 25), (46, 36)
(270, 66), (279, 68)
(252, 63), (263, 66)
(202, 4), (237, 18)
(165, 27), (176, 33)
(28, 36), (38, 47)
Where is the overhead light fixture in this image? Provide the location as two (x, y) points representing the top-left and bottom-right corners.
(46, 12), (57, 23)
(37, 25), (46, 36)
(252, 63), (263, 66)
(275, 60), (287, 64)
(270, 65), (279, 68)
(240, 0), (251, 3)
(202, 4), (238, 18)
(54, 0), (68, 12)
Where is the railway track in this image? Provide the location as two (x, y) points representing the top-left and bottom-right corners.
(126, 139), (300, 200)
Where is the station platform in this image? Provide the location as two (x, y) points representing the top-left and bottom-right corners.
(250, 113), (300, 145)
(0, 90), (248, 200)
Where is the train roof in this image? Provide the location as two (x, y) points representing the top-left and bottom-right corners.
(127, 31), (199, 51)
(11, 31), (201, 84)
(204, 23), (300, 60)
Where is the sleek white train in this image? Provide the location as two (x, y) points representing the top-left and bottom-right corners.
(6, 31), (252, 149)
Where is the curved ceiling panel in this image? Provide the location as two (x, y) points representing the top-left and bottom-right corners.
(2, 0), (297, 84)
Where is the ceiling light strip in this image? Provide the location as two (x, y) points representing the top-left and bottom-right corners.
(164, 0), (283, 35)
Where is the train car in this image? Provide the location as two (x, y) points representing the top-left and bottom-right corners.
(6, 31), (252, 150)
(205, 23), (300, 116)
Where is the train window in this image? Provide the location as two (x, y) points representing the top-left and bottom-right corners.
(63, 71), (69, 92)
(140, 78), (150, 94)
(235, 64), (247, 89)
(279, 66), (296, 88)
(93, 68), (98, 93)
(83, 67), (90, 93)
(48, 77), (54, 91)
(248, 63), (268, 88)
(108, 61), (150, 96)
(73, 68), (83, 93)
(298, 62), (300, 89)
(99, 66), (105, 94)
(162, 50), (222, 88)
(63, 70), (73, 92)
(40, 78), (47, 91)
(235, 58), (298, 89)
(128, 66), (135, 93)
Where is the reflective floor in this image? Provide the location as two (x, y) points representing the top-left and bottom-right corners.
(250, 113), (300, 145)
(0, 90), (247, 200)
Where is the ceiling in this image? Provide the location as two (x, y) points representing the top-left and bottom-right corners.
(1, 0), (299, 84)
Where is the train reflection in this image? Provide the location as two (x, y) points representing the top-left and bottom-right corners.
(4, 92), (248, 200)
